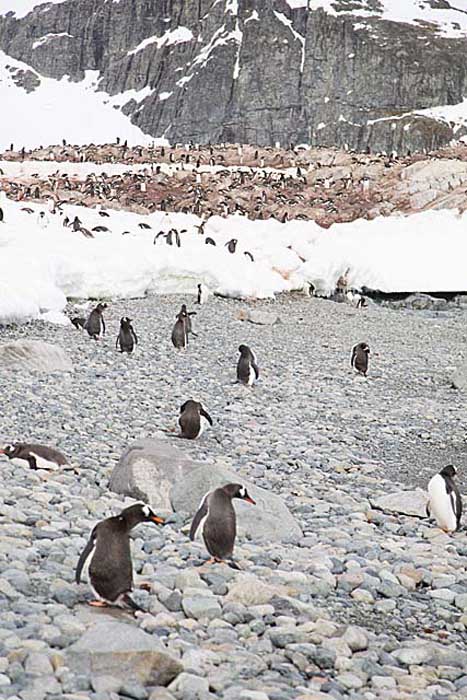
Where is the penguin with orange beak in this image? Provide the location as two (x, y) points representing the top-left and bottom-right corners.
(190, 484), (255, 568)
(75, 503), (164, 611)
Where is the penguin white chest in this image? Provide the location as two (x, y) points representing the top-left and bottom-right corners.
(428, 475), (457, 532)
(197, 415), (210, 437)
(248, 364), (256, 386)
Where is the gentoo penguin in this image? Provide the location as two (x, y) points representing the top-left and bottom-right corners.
(179, 400), (213, 439)
(116, 317), (138, 353)
(75, 503), (164, 610)
(63, 216), (70, 228)
(225, 238), (237, 253)
(197, 283), (210, 305)
(72, 216), (82, 232)
(0, 442), (69, 470)
(84, 303), (107, 339)
(427, 465), (462, 533)
(205, 237), (216, 246)
(237, 345), (259, 386)
(351, 342), (370, 376)
(179, 304), (197, 337)
(190, 484), (255, 566)
(171, 310), (188, 349)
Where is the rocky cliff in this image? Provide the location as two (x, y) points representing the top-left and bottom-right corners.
(1, 0), (467, 152)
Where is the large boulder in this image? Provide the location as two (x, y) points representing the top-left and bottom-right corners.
(452, 361), (467, 390)
(110, 438), (302, 543)
(0, 341), (72, 372)
(370, 489), (427, 518)
(66, 621), (182, 686)
(170, 463), (302, 543)
(109, 436), (200, 511)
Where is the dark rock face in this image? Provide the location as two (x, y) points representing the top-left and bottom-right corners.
(1, 0), (466, 151)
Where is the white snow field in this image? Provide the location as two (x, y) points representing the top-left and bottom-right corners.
(0, 195), (465, 324)
(0, 52), (159, 151)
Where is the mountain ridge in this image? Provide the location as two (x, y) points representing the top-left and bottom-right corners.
(1, 0), (467, 151)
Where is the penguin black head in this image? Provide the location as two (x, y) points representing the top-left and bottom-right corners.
(440, 465), (457, 478)
(118, 503), (165, 529)
(180, 399), (200, 413)
(120, 316), (132, 327)
(0, 444), (18, 458)
(96, 303), (108, 313)
(357, 342), (370, 354)
(238, 344), (249, 355)
(223, 483), (256, 505)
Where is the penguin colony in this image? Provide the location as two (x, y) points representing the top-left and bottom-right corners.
(1, 285), (463, 612)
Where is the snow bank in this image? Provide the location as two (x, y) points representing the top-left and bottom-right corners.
(0, 197), (465, 324)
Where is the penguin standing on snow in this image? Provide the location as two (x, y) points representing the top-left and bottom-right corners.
(179, 400), (213, 439)
(190, 484), (256, 567)
(426, 465), (462, 533)
(116, 317), (138, 353)
(351, 342), (370, 376)
(171, 310), (188, 349)
(237, 345), (259, 386)
(225, 238), (238, 253)
(75, 503), (165, 611)
(84, 303), (107, 339)
(0, 442), (69, 471)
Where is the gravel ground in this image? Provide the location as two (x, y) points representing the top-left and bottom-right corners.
(0, 294), (467, 700)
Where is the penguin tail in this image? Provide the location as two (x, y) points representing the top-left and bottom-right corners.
(226, 559), (242, 571)
(120, 593), (144, 613)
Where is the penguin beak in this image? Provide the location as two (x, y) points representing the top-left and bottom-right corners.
(244, 496), (256, 505)
(151, 515), (165, 525)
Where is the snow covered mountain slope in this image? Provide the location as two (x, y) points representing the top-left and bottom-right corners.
(0, 0), (467, 151)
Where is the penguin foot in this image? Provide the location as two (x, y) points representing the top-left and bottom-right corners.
(137, 581), (152, 591)
(88, 600), (108, 608)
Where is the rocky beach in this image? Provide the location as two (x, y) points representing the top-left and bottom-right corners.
(0, 293), (466, 700)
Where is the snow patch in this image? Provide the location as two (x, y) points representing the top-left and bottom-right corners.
(273, 11), (306, 73)
(0, 1), (66, 19)
(0, 52), (157, 150)
(158, 91), (173, 101)
(128, 27), (194, 56)
(32, 33), (73, 49)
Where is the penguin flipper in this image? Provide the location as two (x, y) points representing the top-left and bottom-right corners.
(425, 502), (431, 518)
(115, 335), (120, 350)
(252, 363), (260, 380)
(200, 408), (213, 426)
(132, 331), (138, 345)
(75, 526), (97, 584)
(190, 497), (209, 541)
(454, 489), (463, 530)
(350, 346), (357, 368)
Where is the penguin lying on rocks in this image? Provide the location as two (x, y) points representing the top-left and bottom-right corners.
(179, 400), (213, 439)
(116, 317), (138, 353)
(237, 345), (259, 386)
(190, 484), (255, 568)
(84, 303), (107, 339)
(75, 503), (165, 611)
(351, 342), (370, 376)
(427, 465), (462, 533)
(0, 442), (69, 470)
